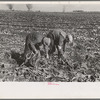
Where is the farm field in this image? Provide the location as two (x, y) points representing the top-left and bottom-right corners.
(0, 10), (100, 82)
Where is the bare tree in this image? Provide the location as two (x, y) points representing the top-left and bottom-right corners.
(7, 4), (13, 11)
(26, 4), (33, 11)
(63, 5), (66, 13)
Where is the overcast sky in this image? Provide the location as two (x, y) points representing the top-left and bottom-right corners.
(0, 2), (100, 12)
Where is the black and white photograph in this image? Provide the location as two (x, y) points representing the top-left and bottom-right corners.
(1, 1), (100, 99)
(0, 1), (100, 83)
